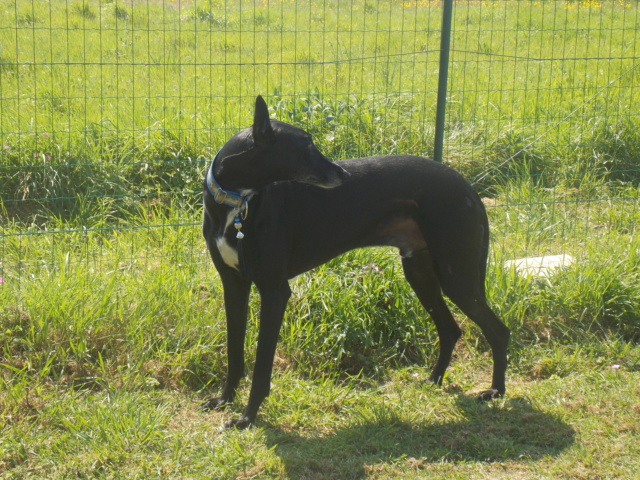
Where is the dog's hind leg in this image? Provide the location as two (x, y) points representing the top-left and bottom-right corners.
(201, 272), (251, 411)
(449, 293), (510, 399)
(401, 250), (462, 386)
(437, 260), (509, 398)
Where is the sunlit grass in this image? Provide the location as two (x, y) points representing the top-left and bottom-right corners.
(1, 0), (639, 214)
(1, 1), (640, 478)
(1, 176), (638, 386)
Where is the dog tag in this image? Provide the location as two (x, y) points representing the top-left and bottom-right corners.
(234, 217), (244, 239)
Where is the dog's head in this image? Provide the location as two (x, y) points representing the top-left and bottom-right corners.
(216, 96), (350, 191)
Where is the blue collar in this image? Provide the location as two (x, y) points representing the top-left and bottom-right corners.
(205, 151), (253, 210)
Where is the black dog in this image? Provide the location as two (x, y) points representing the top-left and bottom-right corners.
(202, 96), (509, 429)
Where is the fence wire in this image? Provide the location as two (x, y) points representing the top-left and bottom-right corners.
(1, 0), (639, 293)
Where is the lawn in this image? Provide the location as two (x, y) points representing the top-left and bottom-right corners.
(1, 0), (640, 478)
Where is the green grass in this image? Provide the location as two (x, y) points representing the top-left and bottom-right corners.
(2, 0), (640, 478)
(2, 181), (639, 477)
(2, 364), (639, 478)
(1, 0), (639, 215)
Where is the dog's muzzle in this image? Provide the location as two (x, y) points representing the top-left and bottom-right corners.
(302, 165), (351, 189)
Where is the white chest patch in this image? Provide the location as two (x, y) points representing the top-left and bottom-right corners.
(216, 210), (240, 270)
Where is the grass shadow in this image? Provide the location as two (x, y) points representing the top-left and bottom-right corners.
(264, 395), (576, 479)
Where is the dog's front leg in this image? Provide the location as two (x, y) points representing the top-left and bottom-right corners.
(202, 272), (251, 412)
(223, 282), (291, 430)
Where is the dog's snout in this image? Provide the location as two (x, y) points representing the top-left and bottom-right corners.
(338, 167), (351, 182)
(319, 165), (349, 189)
(301, 163), (349, 189)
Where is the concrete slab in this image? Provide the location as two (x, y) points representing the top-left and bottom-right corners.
(504, 254), (574, 278)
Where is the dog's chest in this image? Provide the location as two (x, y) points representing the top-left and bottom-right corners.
(216, 210), (240, 270)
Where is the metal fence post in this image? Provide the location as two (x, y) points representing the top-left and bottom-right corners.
(433, 0), (453, 163)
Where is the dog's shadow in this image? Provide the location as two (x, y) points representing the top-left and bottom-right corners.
(264, 395), (575, 479)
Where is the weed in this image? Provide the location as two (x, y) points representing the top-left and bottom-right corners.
(71, 2), (96, 20)
(114, 4), (129, 22)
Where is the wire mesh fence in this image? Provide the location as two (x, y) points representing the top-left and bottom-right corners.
(1, 0), (638, 297)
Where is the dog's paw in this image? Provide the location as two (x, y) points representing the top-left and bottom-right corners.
(222, 416), (253, 430)
(477, 388), (503, 401)
(200, 397), (231, 412)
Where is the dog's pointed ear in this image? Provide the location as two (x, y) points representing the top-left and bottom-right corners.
(252, 95), (276, 147)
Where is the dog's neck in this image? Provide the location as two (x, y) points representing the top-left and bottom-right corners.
(213, 143), (286, 194)
(206, 151), (256, 241)
(206, 151), (256, 210)
(206, 168), (251, 209)
(210, 149), (260, 195)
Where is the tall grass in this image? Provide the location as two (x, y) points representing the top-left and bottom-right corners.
(1, 1), (639, 217)
(2, 175), (638, 393)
